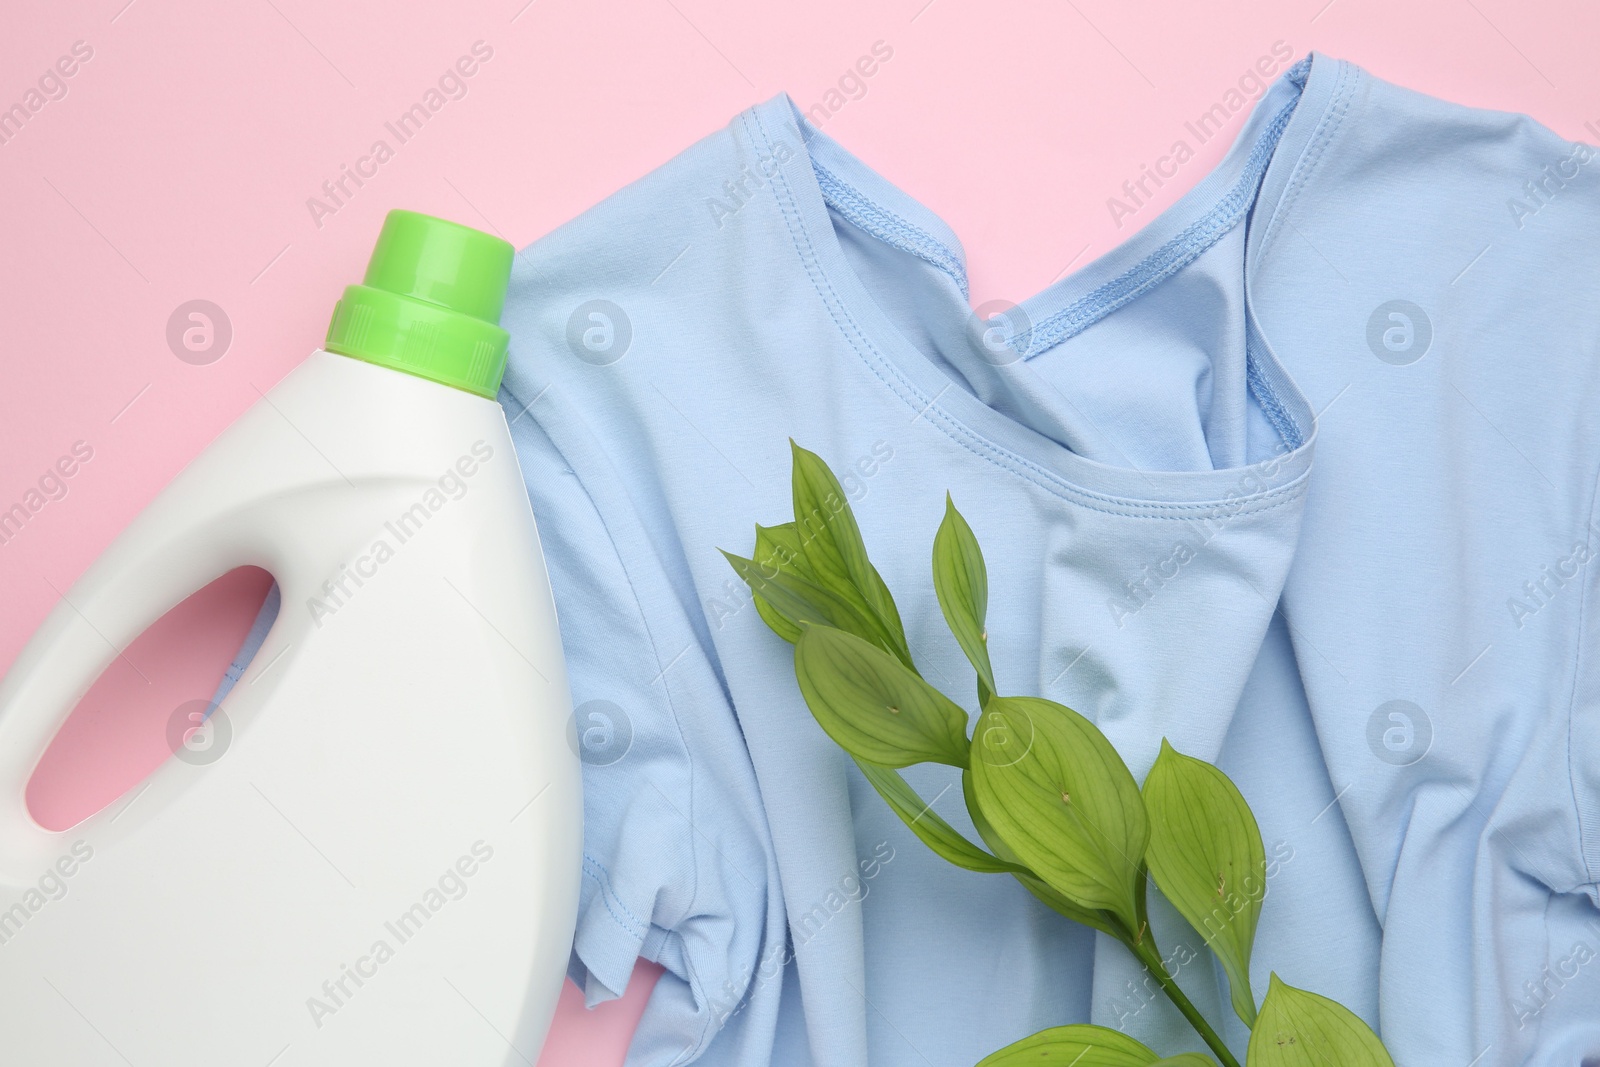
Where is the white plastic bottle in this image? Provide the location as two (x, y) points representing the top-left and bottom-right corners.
(0, 210), (582, 1065)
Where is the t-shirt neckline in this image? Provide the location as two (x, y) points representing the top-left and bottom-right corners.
(745, 52), (1355, 510)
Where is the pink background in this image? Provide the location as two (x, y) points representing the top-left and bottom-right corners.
(2, 0), (1596, 1061)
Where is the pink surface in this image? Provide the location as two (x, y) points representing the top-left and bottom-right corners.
(2, 0), (1596, 1062)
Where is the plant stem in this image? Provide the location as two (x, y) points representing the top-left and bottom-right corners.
(1127, 936), (1242, 1067)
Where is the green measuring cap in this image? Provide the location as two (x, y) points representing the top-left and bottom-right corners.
(325, 209), (515, 399)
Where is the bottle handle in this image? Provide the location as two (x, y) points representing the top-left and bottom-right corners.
(0, 493), (274, 885)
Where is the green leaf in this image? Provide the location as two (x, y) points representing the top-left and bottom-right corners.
(863, 561), (910, 665)
(969, 696), (1149, 935)
(755, 522), (815, 578)
(1247, 975), (1394, 1066)
(962, 768), (1123, 938)
(749, 524), (814, 643)
(932, 494), (996, 703)
(721, 550), (894, 656)
(1143, 739), (1266, 1028)
(977, 1024), (1164, 1066)
(789, 441), (911, 664)
(794, 625), (970, 768)
(855, 759), (1019, 873)
(1152, 1058), (1221, 1066)
(789, 440), (876, 601)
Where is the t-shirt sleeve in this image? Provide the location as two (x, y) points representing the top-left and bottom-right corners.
(504, 397), (785, 1066)
(1571, 500), (1600, 908)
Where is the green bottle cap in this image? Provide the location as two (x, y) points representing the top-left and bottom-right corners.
(325, 209), (515, 399)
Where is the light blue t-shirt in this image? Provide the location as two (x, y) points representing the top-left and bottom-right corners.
(486, 52), (1600, 1065)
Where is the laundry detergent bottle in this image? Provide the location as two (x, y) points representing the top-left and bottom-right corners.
(0, 210), (582, 1066)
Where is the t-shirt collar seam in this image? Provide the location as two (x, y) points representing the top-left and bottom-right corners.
(742, 96), (1316, 516)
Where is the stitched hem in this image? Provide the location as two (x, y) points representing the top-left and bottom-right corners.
(812, 160), (969, 299)
(583, 852), (652, 939)
(1021, 68), (1308, 358)
(1253, 57), (1358, 268)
